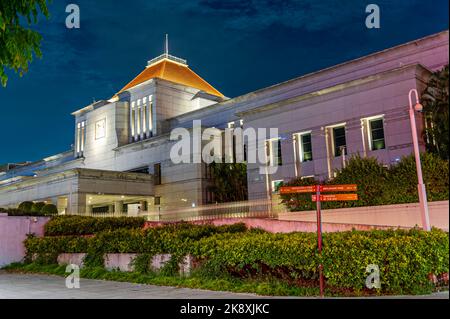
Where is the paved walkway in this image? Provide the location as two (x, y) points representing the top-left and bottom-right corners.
(0, 272), (448, 299)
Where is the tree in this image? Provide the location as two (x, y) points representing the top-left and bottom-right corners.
(421, 65), (449, 159)
(0, 0), (50, 86)
(208, 162), (248, 203)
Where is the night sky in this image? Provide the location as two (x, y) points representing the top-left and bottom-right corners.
(0, 0), (448, 163)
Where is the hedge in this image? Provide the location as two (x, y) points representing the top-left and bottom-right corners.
(281, 153), (449, 211)
(41, 204), (58, 216)
(44, 215), (147, 236)
(24, 222), (449, 294)
(1, 203), (58, 216)
(18, 201), (33, 212)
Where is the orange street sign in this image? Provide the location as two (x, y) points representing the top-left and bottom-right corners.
(280, 186), (316, 194)
(312, 194), (359, 202)
(320, 184), (357, 192)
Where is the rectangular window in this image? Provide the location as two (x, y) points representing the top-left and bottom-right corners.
(148, 95), (153, 136)
(369, 118), (385, 150)
(154, 163), (161, 185)
(271, 180), (284, 193)
(136, 99), (141, 136)
(154, 196), (161, 206)
(267, 138), (282, 166)
(76, 122), (81, 153)
(131, 102), (136, 138)
(76, 120), (86, 157)
(333, 126), (347, 157)
(142, 97), (147, 135)
(300, 133), (313, 162)
(95, 119), (106, 140)
(227, 121), (235, 129)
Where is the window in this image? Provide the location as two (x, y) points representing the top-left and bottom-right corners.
(154, 196), (161, 206)
(227, 121), (235, 129)
(136, 99), (141, 137)
(142, 97), (147, 135)
(76, 120), (86, 157)
(271, 180), (284, 193)
(333, 126), (347, 157)
(130, 102), (136, 138)
(127, 166), (150, 174)
(154, 163), (161, 185)
(298, 132), (313, 162)
(369, 118), (385, 150)
(147, 95), (153, 137)
(95, 119), (106, 139)
(267, 138), (282, 166)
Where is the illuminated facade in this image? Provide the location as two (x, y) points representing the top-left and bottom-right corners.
(0, 31), (448, 215)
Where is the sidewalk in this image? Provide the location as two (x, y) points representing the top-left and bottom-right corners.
(0, 272), (448, 299)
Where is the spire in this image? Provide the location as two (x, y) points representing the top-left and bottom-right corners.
(146, 34), (187, 67)
(165, 34), (169, 55)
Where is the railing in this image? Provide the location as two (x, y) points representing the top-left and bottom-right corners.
(76, 197), (287, 221)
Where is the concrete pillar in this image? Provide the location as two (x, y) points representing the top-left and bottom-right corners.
(108, 204), (114, 213)
(68, 193), (87, 215)
(139, 201), (147, 212)
(324, 127), (333, 179)
(114, 201), (124, 214)
(86, 205), (93, 214)
(56, 197), (68, 215)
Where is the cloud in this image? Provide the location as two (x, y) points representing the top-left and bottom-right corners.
(142, 0), (422, 32)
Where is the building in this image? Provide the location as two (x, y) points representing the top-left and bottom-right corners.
(0, 31), (448, 215)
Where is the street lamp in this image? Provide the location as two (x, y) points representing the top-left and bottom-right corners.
(408, 89), (431, 231)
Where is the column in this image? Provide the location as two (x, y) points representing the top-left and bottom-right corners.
(139, 99), (144, 140)
(134, 101), (140, 141)
(139, 200), (147, 212)
(292, 134), (300, 177)
(114, 201), (124, 214)
(147, 96), (153, 137)
(324, 127), (333, 179)
(130, 102), (135, 142)
(68, 192), (87, 215)
(360, 119), (370, 157)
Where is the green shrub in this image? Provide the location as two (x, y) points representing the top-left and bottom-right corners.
(189, 228), (448, 294)
(41, 204), (58, 216)
(18, 201), (34, 212)
(30, 202), (46, 214)
(24, 222), (449, 295)
(44, 215), (146, 236)
(281, 153), (449, 211)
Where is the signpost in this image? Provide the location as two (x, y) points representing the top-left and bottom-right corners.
(312, 193), (358, 202)
(279, 184), (358, 297)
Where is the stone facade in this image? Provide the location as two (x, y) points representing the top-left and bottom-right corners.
(0, 31), (448, 215)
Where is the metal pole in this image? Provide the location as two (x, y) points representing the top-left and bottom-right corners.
(316, 185), (324, 297)
(408, 89), (431, 231)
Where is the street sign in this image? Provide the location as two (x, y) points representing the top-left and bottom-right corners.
(279, 186), (316, 194)
(312, 193), (358, 202)
(280, 184), (357, 194)
(319, 184), (357, 192)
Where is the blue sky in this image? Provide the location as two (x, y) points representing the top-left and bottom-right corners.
(0, 0), (448, 163)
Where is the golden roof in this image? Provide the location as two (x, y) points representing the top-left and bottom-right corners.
(116, 57), (224, 98)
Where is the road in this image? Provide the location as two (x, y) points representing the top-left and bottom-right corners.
(0, 272), (448, 299)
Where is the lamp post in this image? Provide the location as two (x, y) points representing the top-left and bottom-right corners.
(408, 89), (431, 231)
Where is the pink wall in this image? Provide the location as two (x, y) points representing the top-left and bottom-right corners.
(144, 217), (409, 234)
(278, 201), (449, 231)
(0, 214), (50, 267)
